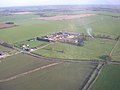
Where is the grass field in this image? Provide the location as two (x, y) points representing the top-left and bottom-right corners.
(0, 14), (39, 23)
(34, 39), (115, 60)
(0, 54), (55, 79)
(0, 62), (97, 90)
(90, 64), (120, 90)
(15, 40), (48, 48)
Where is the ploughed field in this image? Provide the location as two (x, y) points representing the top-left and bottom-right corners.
(33, 14), (95, 20)
(0, 22), (16, 29)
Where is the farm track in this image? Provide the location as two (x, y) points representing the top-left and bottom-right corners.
(0, 62), (62, 83)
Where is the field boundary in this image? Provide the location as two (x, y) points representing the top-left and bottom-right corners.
(82, 62), (104, 90)
(109, 38), (120, 58)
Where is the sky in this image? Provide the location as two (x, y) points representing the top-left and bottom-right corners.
(0, 0), (120, 7)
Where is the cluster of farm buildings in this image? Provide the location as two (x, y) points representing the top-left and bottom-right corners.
(20, 31), (90, 51)
(37, 31), (81, 42)
(20, 31), (85, 52)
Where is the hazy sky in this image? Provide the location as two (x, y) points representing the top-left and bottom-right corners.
(0, 0), (120, 7)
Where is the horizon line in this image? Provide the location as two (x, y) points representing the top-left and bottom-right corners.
(0, 4), (120, 8)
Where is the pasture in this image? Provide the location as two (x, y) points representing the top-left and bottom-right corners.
(15, 39), (48, 48)
(34, 39), (115, 60)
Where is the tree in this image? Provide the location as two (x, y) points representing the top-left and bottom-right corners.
(6, 22), (14, 24)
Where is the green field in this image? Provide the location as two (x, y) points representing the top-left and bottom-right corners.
(34, 39), (115, 60)
(0, 61), (97, 90)
(15, 40), (48, 48)
(90, 64), (120, 90)
(0, 54), (54, 79)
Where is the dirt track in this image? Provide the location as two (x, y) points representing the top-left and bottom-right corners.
(0, 62), (62, 83)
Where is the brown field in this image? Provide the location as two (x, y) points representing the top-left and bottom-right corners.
(11, 12), (33, 15)
(33, 14), (95, 20)
(0, 22), (16, 29)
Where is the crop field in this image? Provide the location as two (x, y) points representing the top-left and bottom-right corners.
(0, 54), (55, 79)
(0, 61), (97, 90)
(90, 64), (120, 90)
(34, 39), (116, 60)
